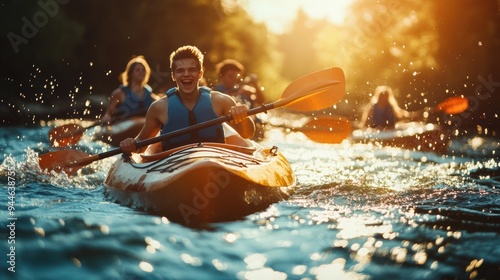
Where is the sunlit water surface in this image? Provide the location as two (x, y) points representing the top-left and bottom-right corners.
(1, 125), (499, 280)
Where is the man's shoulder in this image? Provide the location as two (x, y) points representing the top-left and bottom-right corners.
(209, 89), (230, 101)
(151, 96), (168, 107)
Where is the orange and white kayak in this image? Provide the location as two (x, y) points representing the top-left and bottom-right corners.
(351, 122), (450, 154)
(103, 140), (295, 225)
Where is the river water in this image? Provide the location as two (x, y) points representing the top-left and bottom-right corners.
(0, 123), (499, 280)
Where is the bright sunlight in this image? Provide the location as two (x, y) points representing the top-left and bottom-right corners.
(238, 0), (353, 33)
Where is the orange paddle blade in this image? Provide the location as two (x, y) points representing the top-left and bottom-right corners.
(38, 150), (91, 176)
(436, 96), (468, 115)
(281, 67), (345, 112)
(48, 124), (85, 147)
(294, 116), (352, 144)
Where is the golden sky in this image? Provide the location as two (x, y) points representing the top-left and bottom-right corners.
(238, 0), (353, 33)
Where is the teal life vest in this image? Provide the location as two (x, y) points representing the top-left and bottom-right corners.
(161, 86), (225, 150)
(114, 84), (154, 119)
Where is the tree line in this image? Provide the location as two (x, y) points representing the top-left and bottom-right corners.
(1, 0), (499, 134)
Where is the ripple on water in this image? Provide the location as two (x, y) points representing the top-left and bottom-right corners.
(255, 135), (500, 279)
(1, 126), (499, 279)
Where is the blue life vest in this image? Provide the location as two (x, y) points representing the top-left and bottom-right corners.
(114, 85), (154, 119)
(161, 86), (225, 150)
(370, 104), (396, 128)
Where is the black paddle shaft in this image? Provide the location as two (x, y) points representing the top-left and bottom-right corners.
(95, 103), (276, 160)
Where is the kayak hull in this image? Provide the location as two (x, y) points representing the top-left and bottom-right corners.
(103, 142), (295, 225)
(351, 122), (450, 154)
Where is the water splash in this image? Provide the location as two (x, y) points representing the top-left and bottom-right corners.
(1, 148), (113, 189)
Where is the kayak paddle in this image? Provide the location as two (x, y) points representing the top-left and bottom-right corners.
(48, 109), (148, 147)
(435, 96), (468, 115)
(49, 122), (104, 147)
(268, 96), (468, 145)
(269, 116), (352, 144)
(39, 67), (345, 175)
(414, 96), (469, 121)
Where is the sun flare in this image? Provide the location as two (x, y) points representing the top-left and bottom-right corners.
(239, 0), (353, 33)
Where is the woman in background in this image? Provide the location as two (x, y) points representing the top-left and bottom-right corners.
(102, 55), (156, 123)
(359, 85), (412, 129)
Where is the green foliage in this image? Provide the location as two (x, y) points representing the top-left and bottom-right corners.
(205, 4), (286, 101)
(1, 0), (499, 129)
(279, 0), (499, 122)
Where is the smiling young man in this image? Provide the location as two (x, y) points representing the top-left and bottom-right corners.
(119, 45), (255, 154)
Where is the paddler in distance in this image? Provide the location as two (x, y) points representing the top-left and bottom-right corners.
(358, 85), (413, 129)
(119, 45), (255, 154)
(101, 55), (158, 123)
